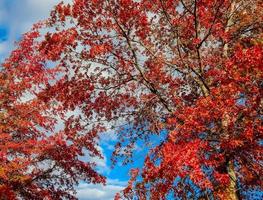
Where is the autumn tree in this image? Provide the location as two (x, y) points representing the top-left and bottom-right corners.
(2, 0), (262, 199)
(0, 24), (104, 199)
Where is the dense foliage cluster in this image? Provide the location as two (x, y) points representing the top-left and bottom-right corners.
(0, 23), (104, 199)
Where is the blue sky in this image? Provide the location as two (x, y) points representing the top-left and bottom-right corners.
(0, 0), (70, 59)
(0, 1), (145, 199)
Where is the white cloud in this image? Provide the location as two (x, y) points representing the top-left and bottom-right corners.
(99, 131), (118, 144)
(0, 41), (8, 58)
(82, 146), (111, 175)
(0, 0), (70, 58)
(76, 179), (126, 200)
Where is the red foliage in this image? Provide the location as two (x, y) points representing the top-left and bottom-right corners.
(1, 0), (262, 199)
(0, 24), (104, 199)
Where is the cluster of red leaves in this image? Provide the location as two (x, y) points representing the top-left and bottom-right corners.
(143, 44), (262, 194)
(43, 0), (263, 199)
(0, 23), (104, 199)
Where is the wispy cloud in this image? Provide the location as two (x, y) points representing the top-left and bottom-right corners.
(76, 179), (126, 200)
(0, 0), (70, 59)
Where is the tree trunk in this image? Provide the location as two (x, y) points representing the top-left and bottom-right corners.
(222, 1), (239, 199)
(196, 0), (240, 198)
(225, 160), (239, 200)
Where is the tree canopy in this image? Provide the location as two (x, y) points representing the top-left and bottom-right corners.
(0, 0), (262, 199)
(0, 23), (104, 199)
